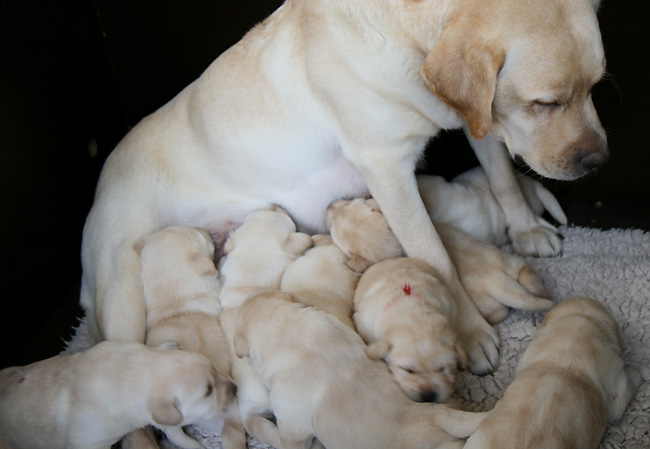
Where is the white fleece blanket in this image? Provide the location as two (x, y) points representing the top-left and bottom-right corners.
(64, 225), (650, 449)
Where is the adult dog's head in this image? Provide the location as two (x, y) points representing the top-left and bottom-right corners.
(419, 0), (607, 180)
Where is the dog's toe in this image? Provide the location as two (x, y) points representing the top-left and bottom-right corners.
(462, 326), (499, 375)
(510, 225), (563, 257)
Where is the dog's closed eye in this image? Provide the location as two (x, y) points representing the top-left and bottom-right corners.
(205, 383), (214, 397)
(400, 366), (416, 374)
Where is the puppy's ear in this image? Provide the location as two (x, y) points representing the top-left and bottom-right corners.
(233, 326), (249, 359)
(421, 21), (505, 140)
(149, 396), (183, 426)
(366, 198), (381, 212)
(366, 340), (392, 360)
(133, 237), (147, 255)
(312, 234), (334, 247)
(284, 232), (313, 254)
(190, 252), (218, 276)
(346, 255), (373, 273)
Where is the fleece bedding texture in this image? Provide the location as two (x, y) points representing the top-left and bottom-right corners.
(64, 225), (650, 449)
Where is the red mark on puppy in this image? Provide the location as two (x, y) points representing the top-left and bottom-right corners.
(402, 283), (412, 296)
(17, 377), (25, 384)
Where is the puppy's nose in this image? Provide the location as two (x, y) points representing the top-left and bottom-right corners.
(418, 391), (438, 403)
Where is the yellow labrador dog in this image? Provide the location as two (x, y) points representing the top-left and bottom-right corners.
(327, 198), (554, 324)
(234, 291), (487, 449)
(464, 298), (640, 449)
(0, 341), (229, 449)
(281, 234), (360, 328)
(353, 257), (466, 403)
(80, 0), (607, 376)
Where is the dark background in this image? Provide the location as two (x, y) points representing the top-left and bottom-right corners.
(1, 0), (648, 369)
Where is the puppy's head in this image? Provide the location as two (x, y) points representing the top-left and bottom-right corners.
(326, 198), (403, 271)
(422, 0), (607, 180)
(147, 348), (234, 429)
(136, 226), (219, 301)
(367, 315), (466, 403)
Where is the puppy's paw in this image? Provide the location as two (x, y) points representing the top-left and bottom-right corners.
(459, 321), (499, 375)
(509, 223), (563, 257)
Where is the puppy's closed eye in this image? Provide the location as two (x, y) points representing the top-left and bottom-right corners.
(205, 383), (214, 397)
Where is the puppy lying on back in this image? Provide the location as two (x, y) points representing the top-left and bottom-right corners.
(281, 234), (360, 328)
(0, 341), (228, 449)
(464, 297), (640, 449)
(354, 257), (466, 403)
(234, 291), (487, 449)
(327, 197), (553, 324)
(136, 226), (239, 448)
(217, 205), (312, 448)
(417, 166), (567, 248)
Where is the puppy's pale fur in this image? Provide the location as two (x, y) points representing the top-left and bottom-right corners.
(81, 0), (610, 375)
(0, 341), (228, 449)
(136, 226), (241, 448)
(234, 291), (487, 449)
(464, 297), (640, 449)
(353, 257), (465, 403)
(217, 206), (312, 448)
(280, 234), (360, 328)
(417, 167), (567, 248)
(328, 197), (554, 324)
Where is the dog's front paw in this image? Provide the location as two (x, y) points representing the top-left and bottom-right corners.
(459, 320), (499, 375)
(509, 222), (563, 257)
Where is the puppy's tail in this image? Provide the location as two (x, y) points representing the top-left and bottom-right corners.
(433, 406), (489, 439)
(518, 176), (567, 225)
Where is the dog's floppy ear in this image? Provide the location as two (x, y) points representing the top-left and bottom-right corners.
(149, 396), (183, 426)
(422, 20), (505, 140)
(190, 252), (218, 276)
(284, 232), (313, 254)
(346, 254), (373, 273)
(233, 325), (250, 359)
(366, 340), (392, 360)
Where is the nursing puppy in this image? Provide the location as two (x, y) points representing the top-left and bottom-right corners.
(417, 167), (567, 248)
(217, 205), (312, 448)
(464, 298), (640, 449)
(234, 291), (487, 449)
(136, 226), (240, 448)
(0, 341), (228, 449)
(328, 198), (554, 324)
(353, 257), (465, 403)
(280, 234), (360, 328)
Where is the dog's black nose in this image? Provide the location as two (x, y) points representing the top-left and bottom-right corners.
(418, 391), (438, 403)
(580, 148), (609, 171)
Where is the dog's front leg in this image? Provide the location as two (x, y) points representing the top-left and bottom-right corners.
(467, 131), (563, 257)
(356, 156), (499, 374)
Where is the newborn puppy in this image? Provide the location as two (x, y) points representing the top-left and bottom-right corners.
(217, 205), (312, 448)
(234, 291), (487, 449)
(136, 226), (238, 447)
(354, 257), (466, 403)
(464, 297), (641, 449)
(218, 205), (312, 309)
(0, 341), (229, 449)
(328, 197), (553, 324)
(137, 226), (231, 379)
(280, 234), (360, 328)
(417, 166), (567, 248)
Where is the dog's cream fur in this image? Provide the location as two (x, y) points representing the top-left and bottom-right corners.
(234, 291), (487, 449)
(353, 257), (465, 403)
(464, 297), (640, 449)
(217, 206), (312, 448)
(80, 0), (607, 376)
(0, 341), (227, 449)
(280, 234), (360, 328)
(328, 197), (554, 324)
